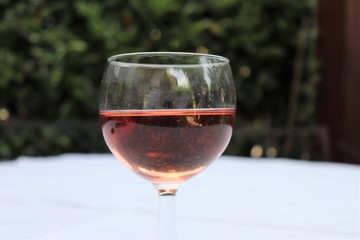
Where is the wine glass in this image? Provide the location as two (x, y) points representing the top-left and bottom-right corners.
(99, 52), (236, 239)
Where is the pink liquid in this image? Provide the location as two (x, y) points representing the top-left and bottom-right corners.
(100, 109), (235, 184)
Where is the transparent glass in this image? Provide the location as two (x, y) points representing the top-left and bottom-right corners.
(99, 52), (236, 239)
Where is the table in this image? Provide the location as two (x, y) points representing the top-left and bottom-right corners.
(0, 154), (359, 240)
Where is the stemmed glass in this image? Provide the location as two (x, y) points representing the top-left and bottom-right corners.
(99, 52), (236, 239)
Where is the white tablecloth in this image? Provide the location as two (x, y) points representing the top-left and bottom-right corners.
(0, 154), (359, 240)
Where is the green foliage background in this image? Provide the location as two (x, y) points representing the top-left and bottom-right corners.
(0, 0), (319, 159)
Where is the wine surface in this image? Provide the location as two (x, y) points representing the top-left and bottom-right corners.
(100, 109), (235, 184)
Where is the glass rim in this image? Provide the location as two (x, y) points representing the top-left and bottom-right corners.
(107, 52), (230, 68)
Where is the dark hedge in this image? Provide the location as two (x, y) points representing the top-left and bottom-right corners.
(0, 0), (319, 160)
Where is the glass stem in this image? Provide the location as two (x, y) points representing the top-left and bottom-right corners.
(157, 188), (177, 240)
